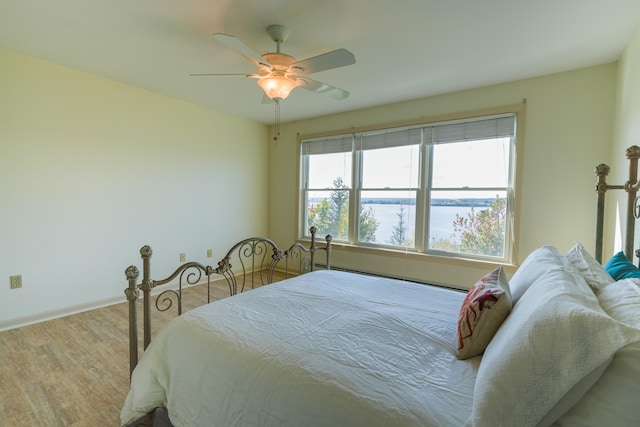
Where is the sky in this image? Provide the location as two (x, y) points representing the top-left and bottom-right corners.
(308, 137), (510, 200)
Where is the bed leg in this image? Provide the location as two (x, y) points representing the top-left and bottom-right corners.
(310, 226), (317, 272)
(308, 226), (332, 271)
(125, 265), (140, 379)
(595, 164), (610, 263)
(140, 246), (153, 350)
(324, 234), (332, 270)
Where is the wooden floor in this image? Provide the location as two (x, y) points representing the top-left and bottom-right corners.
(0, 279), (250, 426)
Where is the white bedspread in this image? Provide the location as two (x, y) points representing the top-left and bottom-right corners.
(121, 270), (477, 427)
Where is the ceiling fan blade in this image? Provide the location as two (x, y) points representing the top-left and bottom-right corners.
(213, 33), (271, 68)
(189, 73), (260, 78)
(297, 77), (350, 100)
(291, 49), (355, 75)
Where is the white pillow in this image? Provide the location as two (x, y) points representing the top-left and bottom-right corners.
(565, 242), (614, 291)
(538, 358), (612, 427)
(466, 269), (640, 427)
(509, 245), (566, 304)
(554, 279), (640, 426)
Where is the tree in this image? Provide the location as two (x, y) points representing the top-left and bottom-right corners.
(387, 205), (411, 247)
(308, 177), (378, 242)
(451, 196), (506, 257)
(328, 177), (349, 239)
(307, 199), (332, 236)
(359, 205), (378, 243)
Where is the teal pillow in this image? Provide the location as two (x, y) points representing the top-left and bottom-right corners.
(604, 251), (640, 280)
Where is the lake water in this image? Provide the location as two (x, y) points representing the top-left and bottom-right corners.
(365, 204), (482, 244)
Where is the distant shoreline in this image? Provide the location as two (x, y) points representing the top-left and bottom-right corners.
(309, 198), (501, 207)
(362, 198), (499, 208)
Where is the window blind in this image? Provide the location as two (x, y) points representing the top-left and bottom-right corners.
(357, 127), (422, 150)
(301, 135), (353, 155)
(301, 113), (516, 153)
(429, 115), (515, 144)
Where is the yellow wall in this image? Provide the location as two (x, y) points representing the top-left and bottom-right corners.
(608, 23), (640, 260)
(0, 47), (269, 328)
(269, 64), (617, 289)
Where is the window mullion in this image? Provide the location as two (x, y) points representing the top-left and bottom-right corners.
(350, 137), (361, 244)
(504, 135), (517, 262)
(421, 139), (434, 252)
(414, 129), (426, 252)
(299, 150), (309, 238)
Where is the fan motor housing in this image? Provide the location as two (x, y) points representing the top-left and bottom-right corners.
(262, 53), (295, 68)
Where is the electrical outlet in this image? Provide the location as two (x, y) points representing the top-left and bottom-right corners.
(10, 275), (22, 289)
(179, 253), (186, 262)
(207, 249), (213, 258)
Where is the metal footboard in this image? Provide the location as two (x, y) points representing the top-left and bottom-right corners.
(124, 228), (331, 378)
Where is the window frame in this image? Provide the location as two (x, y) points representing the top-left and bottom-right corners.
(298, 107), (521, 264)
(355, 138), (421, 249)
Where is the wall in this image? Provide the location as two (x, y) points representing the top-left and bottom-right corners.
(0, 47), (269, 329)
(268, 64), (617, 289)
(608, 23), (640, 261)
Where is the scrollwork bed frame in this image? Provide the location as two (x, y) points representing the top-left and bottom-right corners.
(124, 227), (332, 378)
(595, 145), (640, 264)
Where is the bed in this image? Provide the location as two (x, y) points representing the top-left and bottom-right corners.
(121, 149), (640, 427)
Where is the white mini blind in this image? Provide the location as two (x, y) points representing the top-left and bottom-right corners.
(429, 115), (515, 144)
(356, 127), (422, 151)
(301, 135), (353, 155)
(301, 113), (516, 153)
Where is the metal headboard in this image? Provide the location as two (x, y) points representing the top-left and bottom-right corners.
(594, 145), (640, 263)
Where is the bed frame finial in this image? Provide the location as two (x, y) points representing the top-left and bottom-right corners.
(625, 145), (640, 159)
(140, 245), (153, 257)
(125, 265), (139, 281)
(594, 163), (610, 188)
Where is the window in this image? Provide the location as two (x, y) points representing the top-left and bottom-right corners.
(300, 112), (517, 262)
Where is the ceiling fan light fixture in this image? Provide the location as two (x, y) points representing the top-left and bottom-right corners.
(258, 75), (297, 100)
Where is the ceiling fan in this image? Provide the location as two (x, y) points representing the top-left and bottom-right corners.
(191, 25), (356, 102)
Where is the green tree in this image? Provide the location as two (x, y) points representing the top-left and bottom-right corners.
(359, 205), (378, 243)
(328, 177), (349, 239)
(307, 199), (332, 235)
(308, 177), (378, 242)
(451, 196), (506, 257)
(387, 205), (411, 247)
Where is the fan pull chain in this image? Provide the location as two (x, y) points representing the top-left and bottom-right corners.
(274, 98), (281, 141)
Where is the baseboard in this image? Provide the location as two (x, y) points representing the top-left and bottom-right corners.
(0, 280), (216, 333)
(0, 294), (125, 333)
(0, 270), (303, 333)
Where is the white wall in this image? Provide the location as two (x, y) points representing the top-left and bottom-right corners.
(608, 23), (640, 261)
(0, 47), (269, 329)
(268, 64), (617, 289)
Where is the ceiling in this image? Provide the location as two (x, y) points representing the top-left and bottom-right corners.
(1, 0), (639, 125)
